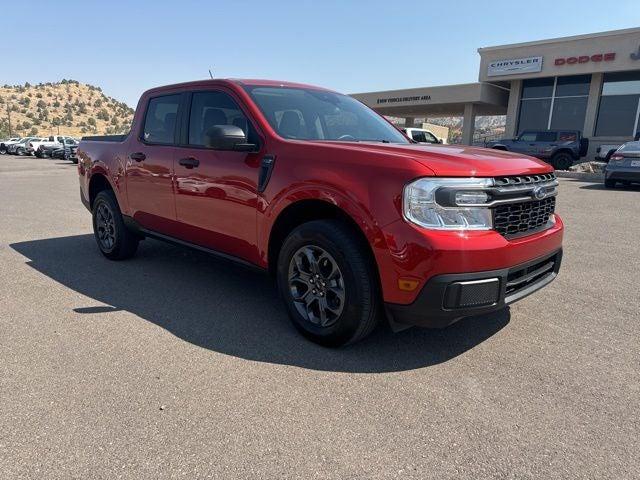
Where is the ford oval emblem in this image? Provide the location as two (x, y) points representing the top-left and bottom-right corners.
(533, 186), (546, 200)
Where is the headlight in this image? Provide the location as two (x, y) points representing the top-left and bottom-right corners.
(403, 178), (494, 230)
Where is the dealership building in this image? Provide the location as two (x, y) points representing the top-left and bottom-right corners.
(351, 27), (640, 156)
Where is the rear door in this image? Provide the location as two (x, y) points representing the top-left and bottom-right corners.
(535, 131), (558, 157)
(172, 89), (263, 263)
(125, 94), (181, 234)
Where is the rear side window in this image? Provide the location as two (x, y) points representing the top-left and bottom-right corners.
(188, 91), (255, 147)
(558, 132), (577, 142)
(142, 95), (180, 144)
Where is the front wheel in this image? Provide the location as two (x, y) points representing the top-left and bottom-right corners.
(277, 220), (380, 347)
(0, 145), (7, 155)
(604, 179), (616, 188)
(551, 152), (573, 170)
(92, 190), (139, 260)
(16, 147), (25, 156)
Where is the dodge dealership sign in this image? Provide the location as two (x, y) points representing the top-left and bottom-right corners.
(487, 56), (543, 77)
(555, 52), (616, 65)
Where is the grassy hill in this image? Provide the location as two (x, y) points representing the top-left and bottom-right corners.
(0, 80), (134, 139)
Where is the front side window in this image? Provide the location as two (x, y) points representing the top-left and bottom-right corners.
(518, 132), (537, 142)
(244, 86), (409, 143)
(142, 94), (180, 144)
(596, 72), (640, 137)
(412, 131), (428, 142)
(188, 91), (256, 147)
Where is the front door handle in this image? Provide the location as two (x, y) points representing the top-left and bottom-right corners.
(129, 152), (146, 162)
(179, 157), (200, 169)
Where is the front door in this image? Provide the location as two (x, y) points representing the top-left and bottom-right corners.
(173, 90), (262, 263)
(126, 94), (181, 234)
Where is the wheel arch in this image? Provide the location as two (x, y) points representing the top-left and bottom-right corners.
(266, 198), (382, 286)
(88, 172), (115, 209)
(491, 145), (508, 151)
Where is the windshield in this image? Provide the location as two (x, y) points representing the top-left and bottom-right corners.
(618, 142), (640, 153)
(244, 86), (409, 144)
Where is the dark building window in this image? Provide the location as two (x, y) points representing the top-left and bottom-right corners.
(518, 75), (591, 134)
(595, 72), (640, 137)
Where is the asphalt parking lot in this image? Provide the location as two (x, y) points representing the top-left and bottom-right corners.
(1, 155), (639, 479)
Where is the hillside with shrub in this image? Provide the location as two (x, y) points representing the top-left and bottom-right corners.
(0, 80), (134, 138)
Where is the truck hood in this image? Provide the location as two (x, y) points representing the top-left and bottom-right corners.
(318, 141), (553, 177)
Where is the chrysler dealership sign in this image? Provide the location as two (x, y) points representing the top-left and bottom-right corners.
(487, 56), (543, 76)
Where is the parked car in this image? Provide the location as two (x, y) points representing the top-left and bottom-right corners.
(401, 127), (442, 144)
(604, 141), (640, 188)
(25, 138), (50, 156)
(8, 137), (39, 155)
(78, 79), (563, 346)
(596, 144), (621, 162)
(0, 137), (21, 154)
(50, 140), (79, 162)
(32, 136), (68, 157)
(487, 130), (588, 170)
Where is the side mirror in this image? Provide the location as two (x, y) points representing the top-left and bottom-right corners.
(204, 125), (256, 151)
(437, 138), (443, 144)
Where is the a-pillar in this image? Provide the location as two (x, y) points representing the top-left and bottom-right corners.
(461, 103), (477, 145)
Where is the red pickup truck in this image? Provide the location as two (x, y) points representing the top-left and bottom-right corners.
(78, 79), (563, 346)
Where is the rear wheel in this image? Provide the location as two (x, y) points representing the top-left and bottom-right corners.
(551, 152), (573, 170)
(16, 147), (25, 156)
(277, 219), (380, 347)
(92, 190), (139, 260)
(604, 179), (616, 188)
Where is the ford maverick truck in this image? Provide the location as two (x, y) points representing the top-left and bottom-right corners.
(78, 79), (563, 346)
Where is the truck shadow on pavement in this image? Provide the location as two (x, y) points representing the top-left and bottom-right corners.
(11, 234), (510, 373)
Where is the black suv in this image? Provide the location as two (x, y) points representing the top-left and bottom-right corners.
(487, 130), (589, 170)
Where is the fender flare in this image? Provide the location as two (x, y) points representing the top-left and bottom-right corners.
(258, 182), (389, 266)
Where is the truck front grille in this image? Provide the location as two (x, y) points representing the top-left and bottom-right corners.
(494, 197), (556, 237)
(490, 174), (557, 238)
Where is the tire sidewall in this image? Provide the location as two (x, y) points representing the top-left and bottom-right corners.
(277, 221), (374, 346)
(552, 152), (572, 170)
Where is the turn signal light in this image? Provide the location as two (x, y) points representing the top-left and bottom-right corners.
(398, 278), (420, 291)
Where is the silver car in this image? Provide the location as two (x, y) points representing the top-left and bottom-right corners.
(605, 141), (640, 188)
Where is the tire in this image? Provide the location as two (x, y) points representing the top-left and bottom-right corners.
(276, 219), (380, 347)
(92, 190), (139, 260)
(16, 147), (25, 156)
(551, 152), (573, 170)
(604, 179), (616, 188)
(0, 145), (6, 155)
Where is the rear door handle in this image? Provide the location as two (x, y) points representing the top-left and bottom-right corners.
(129, 152), (146, 162)
(179, 157), (200, 169)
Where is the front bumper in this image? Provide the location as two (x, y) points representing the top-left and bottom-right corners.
(385, 249), (562, 328)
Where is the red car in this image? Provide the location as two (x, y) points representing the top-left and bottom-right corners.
(78, 79), (563, 346)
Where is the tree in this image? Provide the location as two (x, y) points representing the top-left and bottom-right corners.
(97, 109), (110, 121)
(29, 127), (38, 136)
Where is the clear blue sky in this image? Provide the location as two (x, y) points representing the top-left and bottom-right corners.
(2, 0), (639, 106)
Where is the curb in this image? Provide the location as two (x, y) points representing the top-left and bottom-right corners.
(555, 170), (604, 182)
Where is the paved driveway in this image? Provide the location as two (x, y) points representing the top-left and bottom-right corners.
(1, 156), (638, 479)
